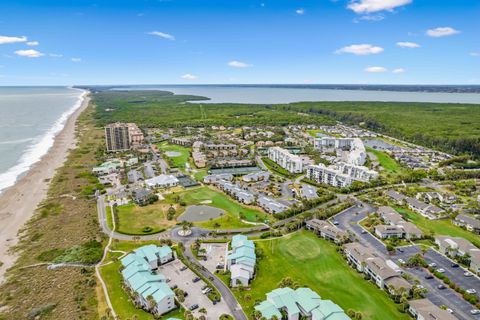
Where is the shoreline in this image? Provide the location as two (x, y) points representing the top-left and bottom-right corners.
(0, 91), (91, 283)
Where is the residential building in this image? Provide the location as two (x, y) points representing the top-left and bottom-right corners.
(314, 137), (366, 166)
(385, 190), (406, 205)
(398, 221), (423, 240)
(406, 197), (444, 220)
(145, 174), (179, 188)
(120, 245), (175, 316)
(454, 214), (480, 233)
(435, 236), (480, 258)
(227, 235), (256, 287)
(254, 287), (350, 320)
(408, 299), (458, 320)
(374, 225), (404, 239)
(218, 182), (255, 205)
(170, 137), (192, 146)
(203, 173), (233, 184)
(343, 242), (376, 272)
(378, 206), (403, 225)
(258, 196), (289, 214)
(242, 171), (270, 182)
(133, 188), (153, 205)
(306, 219), (349, 244)
(105, 123), (130, 152)
(306, 162), (378, 188)
(105, 122), (144, 151)
(205, 143), (236, 151)
(268, 147), (303, 173)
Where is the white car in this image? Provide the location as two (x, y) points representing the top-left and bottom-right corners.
(436, 268), (445, 273)
(398, 259), (406, 264)
(464, 271), (474, 277)
(466, 289), (477, 295)
(446, 308), (454, 314)
(428, 263), (437, 268)
(471, 309), (480, 315)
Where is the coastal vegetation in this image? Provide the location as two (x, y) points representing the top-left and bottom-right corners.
(219, 231), (410, 320)
(92, 89), (480, 157)
(0, 104), (104, 319)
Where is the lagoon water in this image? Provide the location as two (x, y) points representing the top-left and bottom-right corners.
(0, 87), (85, 193)
(129, 85), (480, 104)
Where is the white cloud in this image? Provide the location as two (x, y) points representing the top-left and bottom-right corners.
(14, 49), (44, 58)
(71, 57), (82, 62)
(365, 66), (387, 73)
(0, 35), (27, 44)
(147, 31), (175, 40)
(470, 52), (480, 57)
(49, 53), (63, 58)
(228, 60), (253, 68)
(396, 41), (420, 48)
(26, 41), (39, 46)
(348, 0), (412, 14)
(181, 73), (198, 80)
(335, 44), (384, 55)
(353, 14), (385, 23)
(392, 68), (405, 73)
(296, 8), (305, 15)
(426, 27), (460, 38)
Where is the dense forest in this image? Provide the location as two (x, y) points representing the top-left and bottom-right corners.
(91, 89), (480, 157)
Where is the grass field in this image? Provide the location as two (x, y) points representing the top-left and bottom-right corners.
(166, 186), (271, 229)
(395, 207), (480, 248)
(158, 142), (191, 169)
(367, 147), (405, 179)
(261, 157), (292, 177)
(225, 231), (409, 320)
(115, 202), (177, 235)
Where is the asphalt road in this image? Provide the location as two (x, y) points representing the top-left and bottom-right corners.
(332, 202), (479, 320)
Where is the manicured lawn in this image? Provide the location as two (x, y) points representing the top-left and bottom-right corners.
(158, 142), (191, 169)
(115, 202), (177, 235)
(395, 207), (480, 247)
(225, 231), (409, 320)
(367, 147), (404, 176)
(193, 168), (208, 181)
(261, 157), (292, 177)
(166, 186), (271, 228)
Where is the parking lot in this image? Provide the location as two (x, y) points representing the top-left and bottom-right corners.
(158, 259), (230, 319)
(199, 242), (228, 273)
(332, 202), (479, 320)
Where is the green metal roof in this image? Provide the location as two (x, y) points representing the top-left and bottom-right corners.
(255, 300), (282, 319)
(267, 287), (300, 315)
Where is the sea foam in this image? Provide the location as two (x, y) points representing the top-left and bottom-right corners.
(0, 88), (87, 194)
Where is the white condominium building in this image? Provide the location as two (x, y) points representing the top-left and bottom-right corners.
(267, 147), (303, 173)
(306, 162), (378, 188)
(314, 137), (366, 166)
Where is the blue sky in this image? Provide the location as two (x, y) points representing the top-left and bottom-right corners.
(0, 0), (479, 85)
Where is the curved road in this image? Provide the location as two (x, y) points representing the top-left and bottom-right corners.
(97, 196), (248, 320)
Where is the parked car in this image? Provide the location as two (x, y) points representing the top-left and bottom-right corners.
(470, 309), (480, 315)
(361, 229), (367, 234)
(437, 284), (446, 290)
(202, 287), (212, 294)
(428, 263), (437, 268)
(425, 274), (434, 279)
(464, 271), (474, 277)
(398, 258), (406, 264)
(216, 263), (224, 269)
(180, 266), (188, 271)
(436, 268), (445, 273)
(333, 220), (339, 225)
(192, 277), (201, 283)
(446, 308), (454, 314)
(170, 284), (178, 290)
(451, 263), (459, 268)
(466, 289), (477, 295)
(189, 304), (199, 311)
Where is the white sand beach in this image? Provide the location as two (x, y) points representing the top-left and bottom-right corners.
(0, 94), (90, 283)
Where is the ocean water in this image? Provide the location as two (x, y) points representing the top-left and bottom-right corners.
(0, 87), (86, 193)
(127, 85), (480, 104)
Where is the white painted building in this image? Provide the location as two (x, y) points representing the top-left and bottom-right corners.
(267, 147), (303, 173)
(306, 162), (378, 188)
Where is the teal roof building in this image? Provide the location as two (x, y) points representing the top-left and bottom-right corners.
(120, 245), (176, 316)
(255, 287), (350, 320)
(227, 235), (256, 287)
